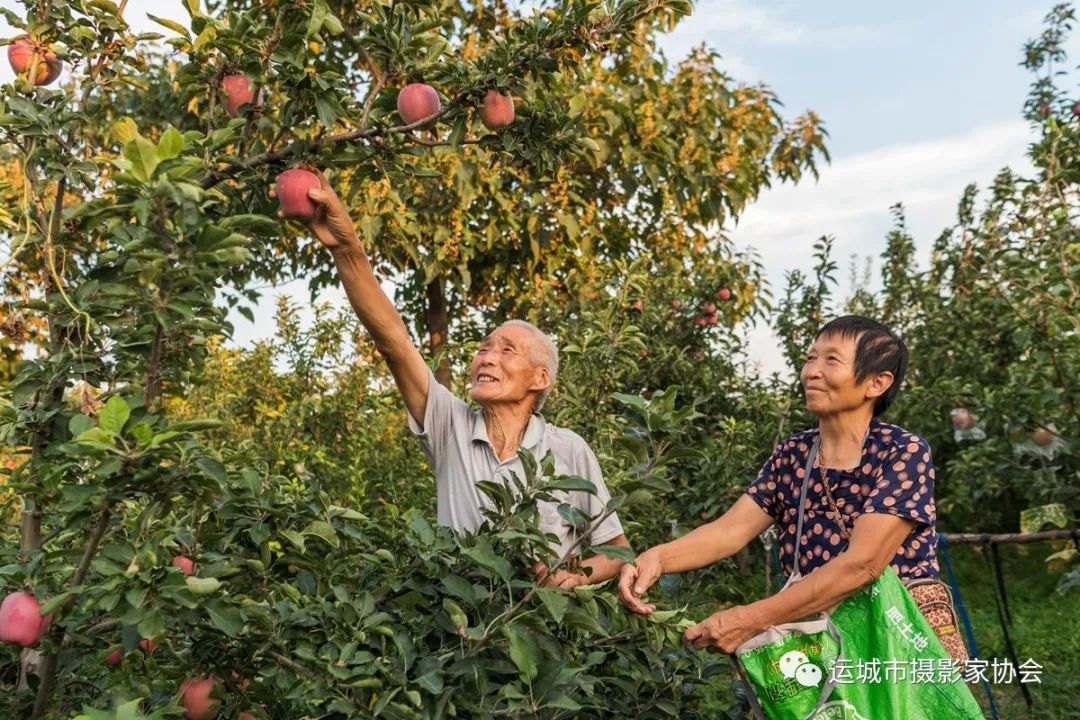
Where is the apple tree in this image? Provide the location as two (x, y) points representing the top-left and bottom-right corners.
(0, 0), (739, 717)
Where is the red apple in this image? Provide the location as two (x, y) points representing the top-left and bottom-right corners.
(397, 83), (440, 126)
(1073, 100), (1080, 117)
(0, 591), (49, 647)
(951, 408), (976, 431)
(694, 316), (707, 327)
(478, 90), (515, 131)
(172, 555), (196, 576)
(238, 714), (257, 720)
(139, 637), (159, 654)
(702, 302), (717, 314)
(222, 74), (260, 118)
(180, 677), (221, 720)
(105, 648), (123, 667)
(706, 313), (718, 325)
(230, 670), (251, 692)
(1038, 103), (1050, 117)
(630, 299), (643, 311)
(275, 168), (321, 221)
(717, 288), (732, 301)
(671, 299), (682, 309)
(1031, 427), (1055, 446)
(8, 37), (61, 86)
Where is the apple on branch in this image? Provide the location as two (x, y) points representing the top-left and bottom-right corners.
(180, 677), (222, 720)
(479, 90), (515, 130)
(8, 36), (62, 86)
(397, 83), (441, 126)
(221, 74), (261, 118)
(0, 591), (50, 647)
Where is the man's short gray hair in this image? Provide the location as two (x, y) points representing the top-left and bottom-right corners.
(498, 319), (559, 412)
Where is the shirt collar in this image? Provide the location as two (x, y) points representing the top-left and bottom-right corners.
(472, 412), (546, 452)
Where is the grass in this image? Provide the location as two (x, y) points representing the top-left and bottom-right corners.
(944, 541), (1080, 719)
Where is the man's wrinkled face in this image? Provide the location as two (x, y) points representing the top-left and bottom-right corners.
(469, 326), (549, 409)
(800, 332), (873, 416)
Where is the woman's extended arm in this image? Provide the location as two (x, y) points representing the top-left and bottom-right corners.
(619, 495), (774, 613)
(683, 512), (915, 652)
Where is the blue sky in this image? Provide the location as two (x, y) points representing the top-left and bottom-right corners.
(670, 1), (1048, 374)
(0, 1), (1059, 376)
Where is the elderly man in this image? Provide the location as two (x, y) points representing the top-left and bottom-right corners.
(278, 173), (630, 588)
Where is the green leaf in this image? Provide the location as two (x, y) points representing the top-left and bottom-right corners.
(462, 538), (512, 582)
(281, 530), (306, 553)
(1020, 503), (1070, 534)
(504, 624), (539, 684)
(314, 97), (338, 128)
(568, 93), (588, 116)
(185, 576), (221, 595)
(301, 520), (339, 549)
(195, 456), (226, 482)
(205, 600), (243, 637)
(645, 608), (684, 624)
(75, 427), (114, 446)
(307, 0), (328, 37)
(39, 589), (78, 616)
(417, 670), (443, 694)
(147, 13), (190, 37)
(544, 476), (597, 493)
(547, 695), (582, 712)
(219, 214), (279, 235)
(123, 134), (159, 181)
(592, 544), (635, 563)
(536, 587), (569, 624)
(449, 115), (467, 148)
(442, 598), (468, 634)
(322, 9), (344, 35)
(168, 419), (224, 432)
(98, 395), (130, 436)
(129, 422), (153, 447)
(136, 608), (165, 640)
(612, 393), (648, 413)
(156, 127), (184, 159)
(68, 414), (94, 437)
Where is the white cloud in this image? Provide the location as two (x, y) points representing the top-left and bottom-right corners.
(732, 120), (1037, 377)
(660, 0), (879, 65)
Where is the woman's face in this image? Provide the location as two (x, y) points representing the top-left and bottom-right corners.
(800, 332), (878, 417)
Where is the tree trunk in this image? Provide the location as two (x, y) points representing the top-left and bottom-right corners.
(735, 545), (753, 577)
(425, 277), (452, 388)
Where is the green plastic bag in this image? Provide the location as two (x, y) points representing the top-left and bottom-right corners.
(735, 437), (984, 719)
(737, 567), (984, 719)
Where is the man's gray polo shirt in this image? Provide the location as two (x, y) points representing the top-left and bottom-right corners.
(406, 369), (624, 556)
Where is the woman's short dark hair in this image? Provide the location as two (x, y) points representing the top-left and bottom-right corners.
(817, 315), (908, 416)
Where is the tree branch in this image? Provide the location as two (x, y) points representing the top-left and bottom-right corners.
(200, 10), (638, 189)
(31, 507), (111, 719)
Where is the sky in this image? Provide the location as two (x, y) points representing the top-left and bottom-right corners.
(0, 1), (1059, 377)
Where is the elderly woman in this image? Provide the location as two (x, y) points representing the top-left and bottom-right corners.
(619, 316), (968, 664)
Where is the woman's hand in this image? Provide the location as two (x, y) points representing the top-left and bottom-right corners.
(618, 548), (664, 614)
(683, 605), (765, 654)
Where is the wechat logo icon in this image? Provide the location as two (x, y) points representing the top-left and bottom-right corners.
(779, 650), (823, 688)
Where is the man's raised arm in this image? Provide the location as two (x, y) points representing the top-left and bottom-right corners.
(274, 173), (430, 423)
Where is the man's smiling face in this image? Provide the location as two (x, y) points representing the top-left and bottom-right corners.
(469, 325), (549, 410)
